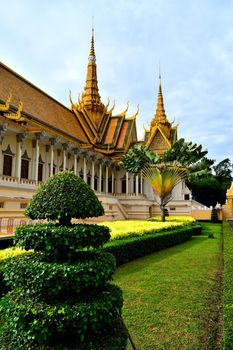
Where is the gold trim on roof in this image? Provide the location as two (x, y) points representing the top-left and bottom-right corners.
(114, 101), (129, 117)
(0, 94), (12, 112)
(127, 104), (139, 120)
(106, 100), (115, 114)
(4, 101), (25, 122)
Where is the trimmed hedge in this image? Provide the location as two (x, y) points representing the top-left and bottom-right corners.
(14, 223), (110, 261)
(103, 226), (193, 266)
(25, 171), (104, 225)
(0, 284), (123, 350)
(0, 237), (14, 250)
(191, 224), (202, 236)
(0, 248), (33, 298)
(3, 252), (116, 302)
(223, 221), (233, 349)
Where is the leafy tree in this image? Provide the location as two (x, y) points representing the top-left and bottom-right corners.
(26, 171), (104, 226)
(142, 162), (187, 221)
(119, 144), (159, 175)
(188, 157), (215, 180)
(187, 177), (221, 207)
(213, 158), (233, 205)
(0, 172), (127, 349)
(162, 138), (208, 166)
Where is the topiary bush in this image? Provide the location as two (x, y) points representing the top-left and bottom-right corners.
(211, 208), (219, 223)
(25, 171), (104, 225)
(0, 171), (128, 349)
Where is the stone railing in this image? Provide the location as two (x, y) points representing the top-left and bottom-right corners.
(114, 193), (145, 198)
(0, 175), (39, 187)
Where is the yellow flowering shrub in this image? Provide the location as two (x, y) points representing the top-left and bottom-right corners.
(148, 216), (195, 224)
(0, 247), (32, 262)
(99, 220), (190, 241)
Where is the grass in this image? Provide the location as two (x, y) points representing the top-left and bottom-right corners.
(222, 221), (233, 349)
(114, 223), (223, 350)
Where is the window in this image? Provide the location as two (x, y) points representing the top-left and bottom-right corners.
(20, 203), (27, 209)
(87, 174), (91, 186)
(121, 179), (126, 193)
(21, 159), (29, 179)
(184, 194), (190, 200)
(3, 154), (12, 176)
(0, 202), (4, 208)
(38, 163), (43, 182)
(94, 175), (98, 191)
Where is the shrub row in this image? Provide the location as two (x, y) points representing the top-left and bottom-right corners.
(0, 237), (14, 250)
(103, 226), (194, 266)
(223, 221), (233, 350)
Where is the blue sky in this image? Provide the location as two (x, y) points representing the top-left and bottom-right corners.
(1, 0), (233, 163)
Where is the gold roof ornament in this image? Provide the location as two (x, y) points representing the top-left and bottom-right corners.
(0, 94), (12, 112)
(127, 104), (140, 120)
(80, 28), (104, 112)
(4, 101), (25, 122)
(151, 72), (168, 127)
(115, 101), (129, 117)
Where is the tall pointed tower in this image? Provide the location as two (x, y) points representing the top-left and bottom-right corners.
(79, 29), (105, 129)
(70, 29), (139, 159)
(144, 73), (177, 155)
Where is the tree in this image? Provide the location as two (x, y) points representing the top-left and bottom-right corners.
(187, 177), (221, 207)
(25, 171), (104, 225)
(142, 162), (187, 221)
(213, 158), (233, 183)
(162, 138), (208, 166)
(119, 144), (159, 175)
(0, 172), (128, 349)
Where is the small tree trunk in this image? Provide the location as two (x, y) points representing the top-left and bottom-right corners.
(160, 205), (166, 222)
(59, 217), (72, 226)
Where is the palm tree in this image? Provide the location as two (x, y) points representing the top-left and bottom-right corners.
(142, 162), (187, 221)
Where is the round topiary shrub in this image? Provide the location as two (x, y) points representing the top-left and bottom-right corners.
(25, 171), (104, 225)
(0, 171), (128, 349)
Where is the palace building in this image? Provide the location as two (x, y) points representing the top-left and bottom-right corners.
(0, 30), (191, 223)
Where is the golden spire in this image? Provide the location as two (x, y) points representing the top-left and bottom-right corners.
(89, 28), (95, 59)
(151, 71), (168, 126)
(80, 27), (105, 127)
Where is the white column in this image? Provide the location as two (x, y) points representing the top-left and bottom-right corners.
(0, 123), (8, 174)
(74, 153), (77, 175)
(62, 144), (67, 171)
(34, 138), (40, 181)
(91, 160), (95, 190)
(99, 163), (102, 192)
(105, 165), (109, 193)
(50, 143), (54, 177)
(126, 172), (129, 195)
(111, 170), (114, 194)
(16, 134), (24, 179)
(45, 145), (50, 179)
(83, 157), (87, 183)
(140, 172), (143, 194)
(136, 175), (139, 196)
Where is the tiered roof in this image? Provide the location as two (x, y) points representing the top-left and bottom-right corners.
(144, 74), (177, 155)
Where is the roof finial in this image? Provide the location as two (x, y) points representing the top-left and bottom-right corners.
(89, 18), (95, 60)
(158, 61), (161, 84)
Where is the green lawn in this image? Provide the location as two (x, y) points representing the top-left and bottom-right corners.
(114, 223), (223, 350)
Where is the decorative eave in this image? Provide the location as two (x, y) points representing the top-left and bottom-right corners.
(0, 94), (12, 112)
(114, 101), (129, 118)
(4, 101), (25, 122)
(146, 123), (171, 149)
